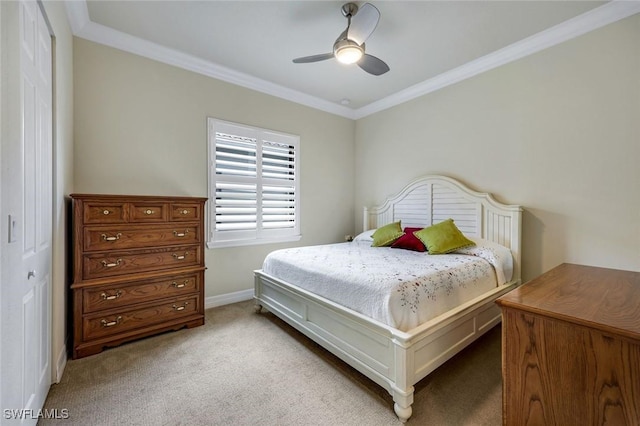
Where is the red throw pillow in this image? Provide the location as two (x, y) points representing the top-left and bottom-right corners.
(391, 227), (426, 252)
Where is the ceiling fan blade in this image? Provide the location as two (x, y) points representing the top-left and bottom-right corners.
(347, 3), (380, 45)
(358, 54), (389, 76)
(292, 53), (334, 64)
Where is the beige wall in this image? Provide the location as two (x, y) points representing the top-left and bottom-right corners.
(42, 0), (74, 382)
(73, 38), (356, 298)
(355, 15), (640, 281)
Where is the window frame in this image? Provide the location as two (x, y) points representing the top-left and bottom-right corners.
(207, 118), (301, 248)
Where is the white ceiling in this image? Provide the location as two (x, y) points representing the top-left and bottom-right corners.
(65, 1), (640, 119)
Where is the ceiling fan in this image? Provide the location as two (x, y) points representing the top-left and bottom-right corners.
(292, 2), (390, 76)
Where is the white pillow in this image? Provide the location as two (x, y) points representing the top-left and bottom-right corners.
(352, 229), (375, 242)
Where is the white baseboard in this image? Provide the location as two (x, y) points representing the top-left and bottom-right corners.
(55, 342), (67, 383)
(205, 289), (254, 310)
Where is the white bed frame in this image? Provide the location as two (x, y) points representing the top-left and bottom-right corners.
(254, 175), (522, 422)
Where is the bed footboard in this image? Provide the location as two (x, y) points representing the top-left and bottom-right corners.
(254, 270), (515, 422)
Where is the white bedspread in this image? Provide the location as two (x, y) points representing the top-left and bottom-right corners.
(261, 238), (513, 332)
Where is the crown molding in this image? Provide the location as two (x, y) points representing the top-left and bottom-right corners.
(64, 0), (89, 34)
(65, 1), (639, 121)
(353, 0), (640, 119)
(64, 1), (357, 119)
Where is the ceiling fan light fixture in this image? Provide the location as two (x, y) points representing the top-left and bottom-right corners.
(334, 39), (363, 64)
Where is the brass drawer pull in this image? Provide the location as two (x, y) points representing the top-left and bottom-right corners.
(171, 280), (189, 288)
(172, 302), (189, 311)
(100, 316), (122, 327)
(101, 259), (122, 268)
(144, 209), (155, 215)
(179, 209), (190, 215)
(103, 210), (111, 215)
(101, 233), (122, 242)
(172, 252), (189, 260)
(101, 290), (122, 300)
(173, 230), (189, 237)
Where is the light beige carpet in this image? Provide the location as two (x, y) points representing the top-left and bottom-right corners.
(40, 300), (502, 425)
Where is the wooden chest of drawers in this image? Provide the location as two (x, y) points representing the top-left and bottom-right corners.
(496, 263), (640, 425)
(70, 194), (207, 358)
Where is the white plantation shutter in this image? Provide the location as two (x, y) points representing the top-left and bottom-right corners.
(208, 119), (300, 247)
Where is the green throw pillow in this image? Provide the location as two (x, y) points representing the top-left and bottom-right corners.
(414, 219), (475, 254)
(371, 221), (404, 247)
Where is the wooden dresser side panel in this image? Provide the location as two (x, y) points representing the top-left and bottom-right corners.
(502, 308), (640, 425)
(72, 198), (86, 285)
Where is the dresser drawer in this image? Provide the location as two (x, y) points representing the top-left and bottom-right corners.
(171, 203), (202, 221)
(82, 272), (201, 313)
(82, 245), (202, 280)
(129, 202), (168, 222)
(83, 224), (201, 251)
(84, 203), (126, 224)
(83, 295), (200, 341)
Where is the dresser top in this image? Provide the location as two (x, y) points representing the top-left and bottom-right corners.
(496, 263), (640, 340)
(70, 193), (207, 202)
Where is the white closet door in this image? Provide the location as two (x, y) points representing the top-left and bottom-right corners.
(0, 1), (53, 423)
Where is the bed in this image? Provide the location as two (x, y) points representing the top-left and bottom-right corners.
(254, 175), (522, 422)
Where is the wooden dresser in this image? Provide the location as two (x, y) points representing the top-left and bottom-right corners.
(496, 263), (640, 425)
(70, 194), (207, 358)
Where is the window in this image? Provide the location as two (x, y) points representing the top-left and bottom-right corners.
(207, 118), (300, 248)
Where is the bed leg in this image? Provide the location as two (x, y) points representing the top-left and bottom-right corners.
(394, 402), (412, 423)
(392, 388), (414, 423)
(392, 386), (414, 423)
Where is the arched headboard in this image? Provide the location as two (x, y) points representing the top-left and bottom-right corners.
(364, 175), (522, 284)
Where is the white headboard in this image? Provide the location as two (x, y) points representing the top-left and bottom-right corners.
(364, 175), (522, 284)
